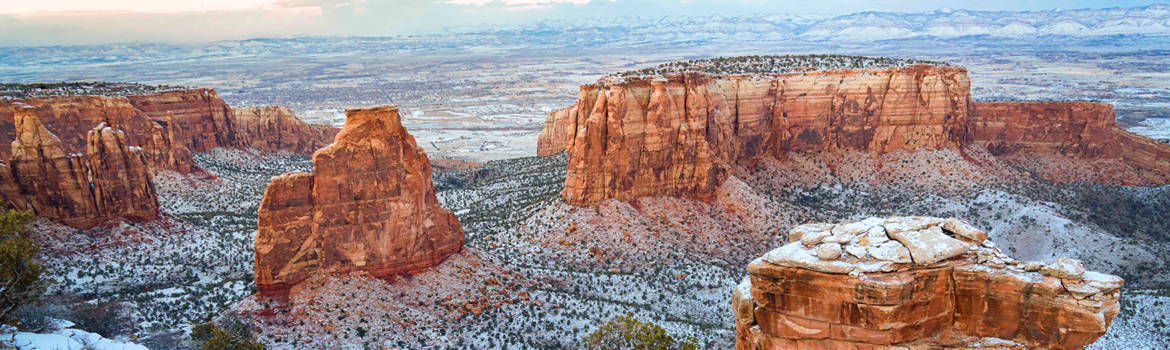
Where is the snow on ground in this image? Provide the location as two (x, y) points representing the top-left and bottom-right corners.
(5, 321), (148, 350)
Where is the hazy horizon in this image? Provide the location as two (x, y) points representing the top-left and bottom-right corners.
(1, 0), (1168, 47)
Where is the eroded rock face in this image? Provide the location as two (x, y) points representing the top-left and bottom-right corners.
(0, 96), (194, 173)
(0, 105), (158, 229)
(231, 106), (340, 155)
(970, 101), (1170, 185)
(734, 216), (1121, 350)
(126, 89), (246, 153)
(254, 105), (464, 296)
(555, 66), (973, 206)
(542, 68), (1170, 206)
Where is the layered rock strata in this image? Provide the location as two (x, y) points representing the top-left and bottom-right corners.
(232, 106), (340, 155)
(549, 66), (973, 205)
(733, 216), (1121, 350)
(0, 104), (158, 229)
(126, 89), (246, 153)
(540, 68), (1170, 205)
(0, 96), (194, 173)
(970, 101), (1170, 185)
(254, 106), (464, 296)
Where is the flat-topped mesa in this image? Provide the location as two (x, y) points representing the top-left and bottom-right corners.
(254, 105), (465, 296)
(734, 216), (1122, 350)
(553, 65), (972, 205)
(971, 101), (1170, 185)
(231, 106), (340, 155)
(0, 105), (158, 229)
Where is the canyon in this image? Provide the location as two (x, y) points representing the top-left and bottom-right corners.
(0, 104), (158, 229)
(0, 90), (340, 229)
(735, 217), (1122, 350)
(253, 105), (464, 296)
(538, 67), (1170, 205)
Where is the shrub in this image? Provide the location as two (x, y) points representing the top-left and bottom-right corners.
(585, 314), (698, 350)
(191, 316), (268, 350)
(70, 301), (135, 338)
(0, 210), (44, 325)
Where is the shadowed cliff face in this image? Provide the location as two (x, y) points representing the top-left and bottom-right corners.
(255, 106), (465, 296)
(539, 66), (1170, 206)
(970, 101), (1170, 186)
(546, 66), (973, 206)
(0, 105), (158, 229)
(232, 106), (340, 155)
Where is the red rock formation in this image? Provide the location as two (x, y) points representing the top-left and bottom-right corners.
(127, 89), (246, 153)
(0, 96), (194, 173)
(0, 104), (158, 229)
(543, 67), (1170, 205)
(231, 106), (340, 155)
(254, 105), (464, 296)
(971, 101), (1170, 185)
(559, 66), (972, 206)
(536, 105), (577, 156)
(735, 217), (1121, 350)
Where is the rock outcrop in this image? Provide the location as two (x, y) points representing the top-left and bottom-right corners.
(254, 106), (464, 296)
(541, 66), (1170, 205)
(734, 217), (1121, 350)
(556, 66), (972, 205)
(0, 104), (158, 229)
(231, 106), (340, 155)
(970, 101), (1170, 185)
(126, 89), (246, 153)
(0, 96), (194, 173)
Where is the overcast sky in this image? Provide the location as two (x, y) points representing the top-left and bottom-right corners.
(0, 0), (1166, 46)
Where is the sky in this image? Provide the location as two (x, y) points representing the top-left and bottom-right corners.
(0, 0), (1166, 46)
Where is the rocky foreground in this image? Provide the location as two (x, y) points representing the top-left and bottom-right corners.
(734, 216), (1122, 349)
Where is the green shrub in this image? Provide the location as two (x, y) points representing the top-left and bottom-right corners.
(586, 314), (698, 350)
(191, 322), (268, 350)
(0, 210), (44, 326)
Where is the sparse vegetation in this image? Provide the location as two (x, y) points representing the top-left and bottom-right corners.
(610, 55), (950, 78)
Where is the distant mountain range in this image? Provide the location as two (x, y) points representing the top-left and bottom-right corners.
(442, 4), (1170, 41)
(2, 5), (1169, 67)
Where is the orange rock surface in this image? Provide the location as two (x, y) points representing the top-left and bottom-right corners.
(541, 67), (1170, 205)
(556, 66), (972, 206)
(970, 101), (1170, 185)
(254, 106), (464, 296)
(0, 96), (194, 173)
(231, 106), (340, 155)
(126, 89), (247, 153)
(734, 217), (1122, 350)
(0, 104), (158, 229)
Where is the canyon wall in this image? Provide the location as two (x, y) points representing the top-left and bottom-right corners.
(126, 89), (247, 153)
(970, 101), (1170, 185)
(254, 106), (464, 296)
(541, 67), (1170, 205)
(556, 66), (972, 206)
(232, 106), (339, 155)
(735, 217), (1121, 350)
(0, 96), (194, 173)
(0, 104), (158, 229)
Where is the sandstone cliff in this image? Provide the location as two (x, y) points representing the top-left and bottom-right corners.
(734, 216), (1121, 350)
(0, 96), (194, 173)
(971, 101), (1170, 185)
(231, 106), (340, 155)
(126, 89), (246, 153)
(254, 106), (464, 296)
(557, 66), (972, 206)
(0, 104), (158, 229)
(542, 67), (1170, 205)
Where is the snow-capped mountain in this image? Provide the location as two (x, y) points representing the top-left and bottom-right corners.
(447, 4), (1170, 41)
